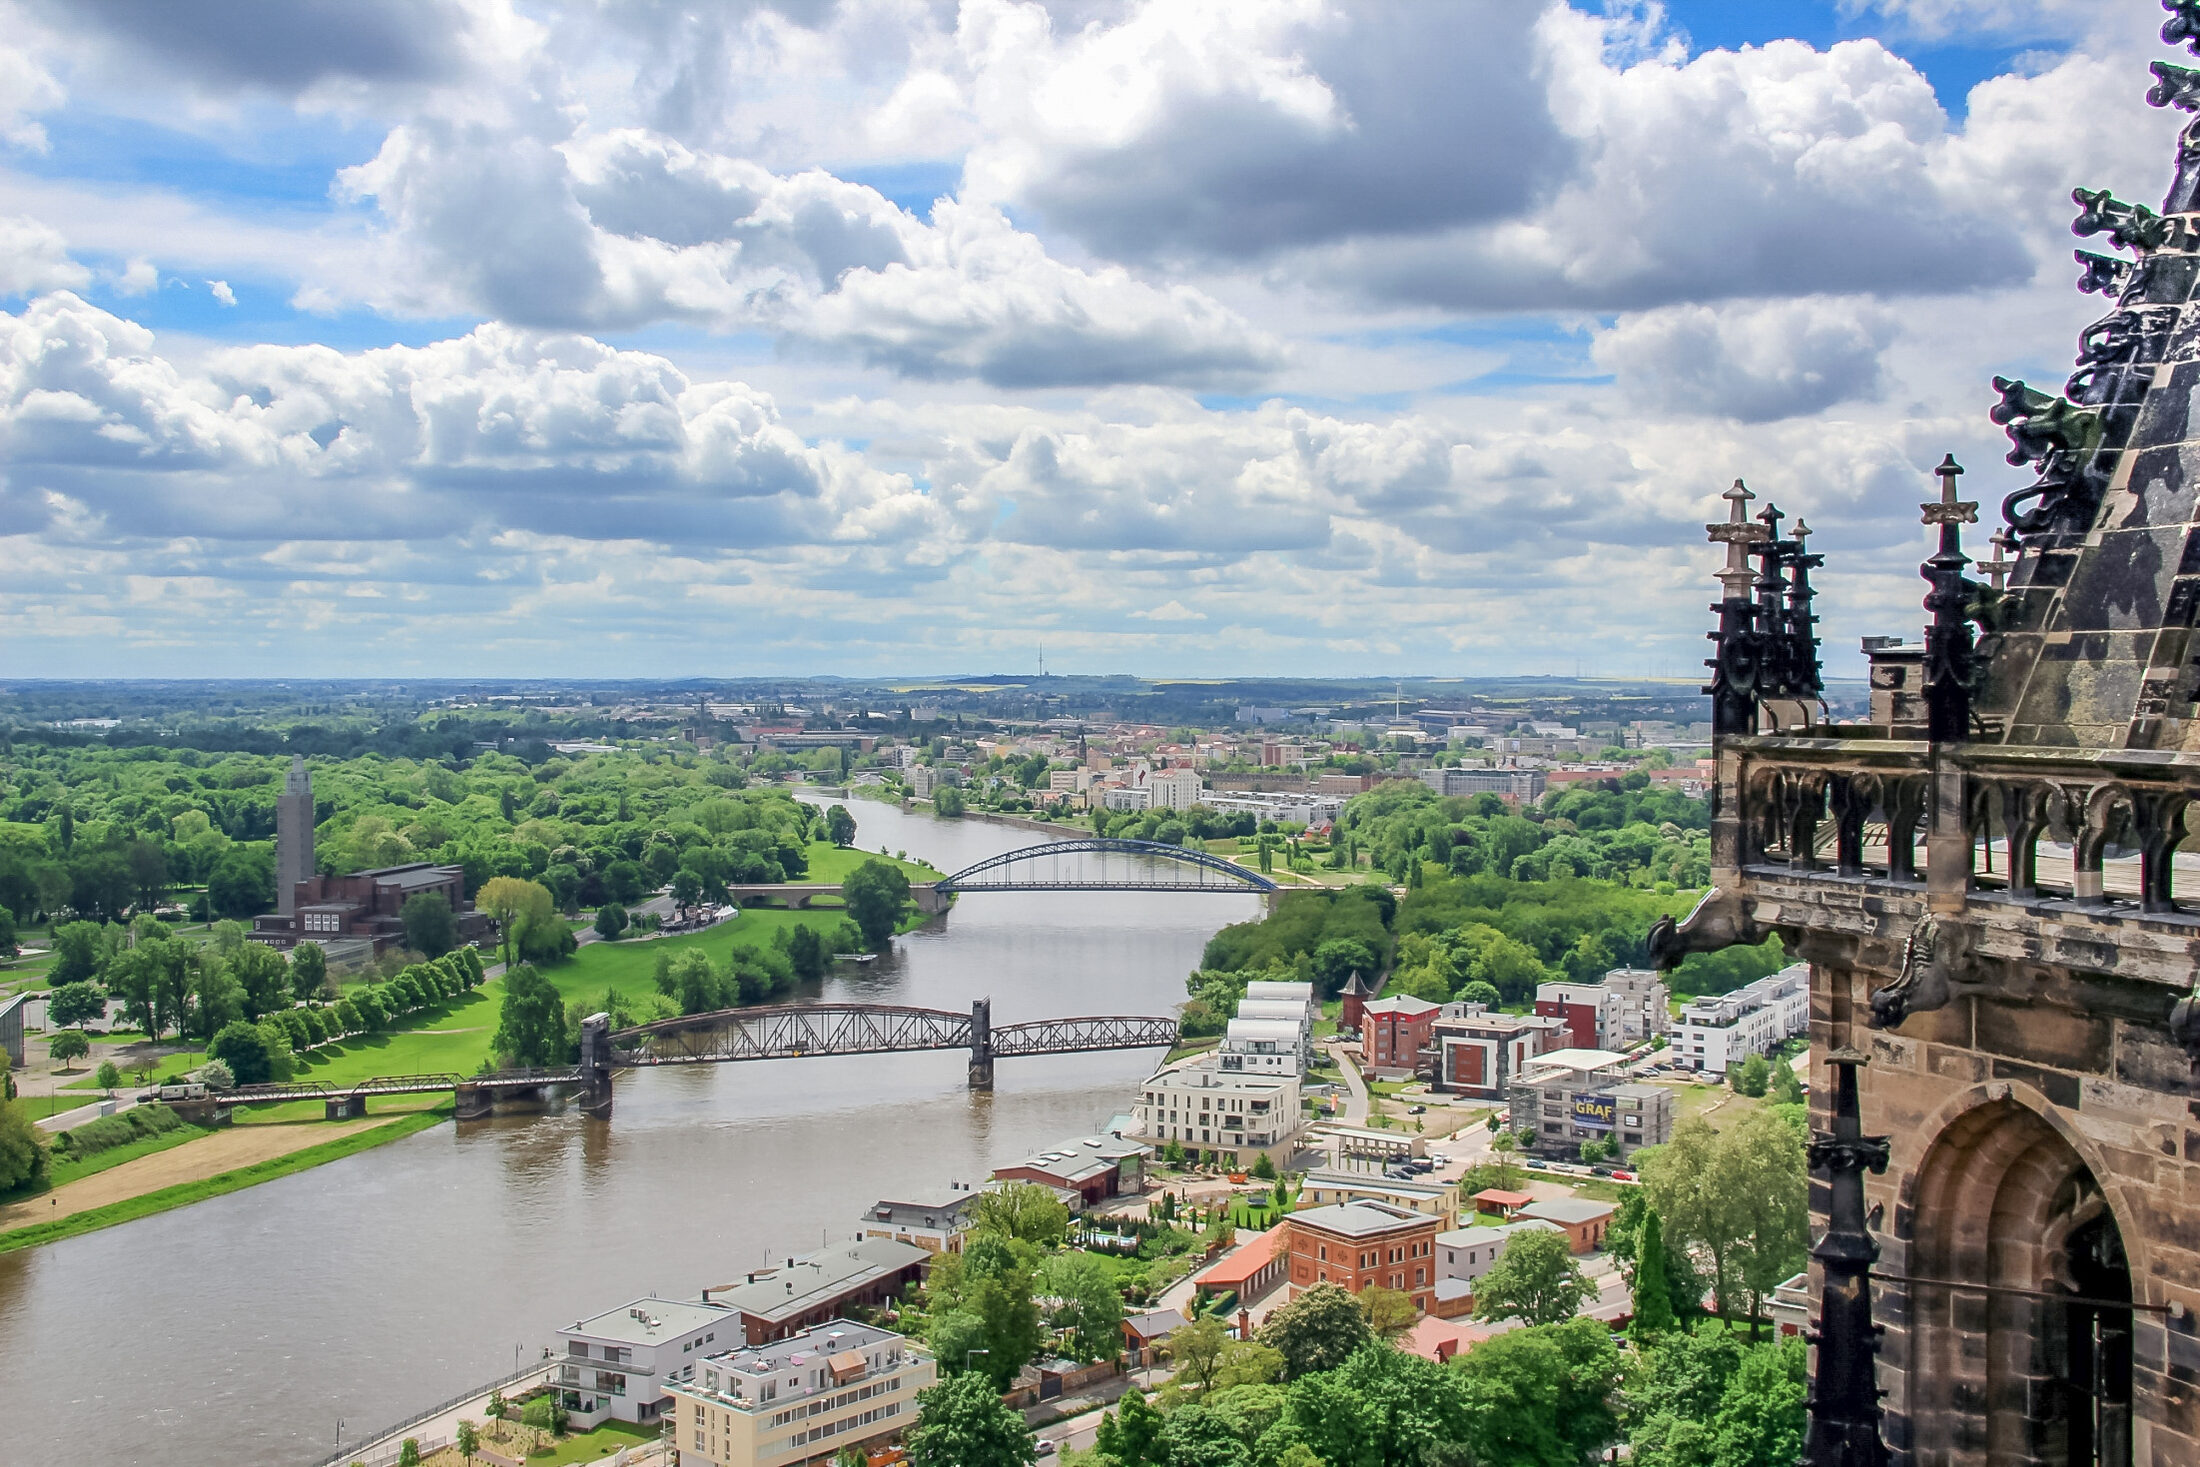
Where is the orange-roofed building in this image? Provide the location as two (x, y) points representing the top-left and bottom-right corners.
(1401, 1315), (1493, 1364)
(1470, 1189), (1535, 1218)
(1192, 1226), (1287, 1304)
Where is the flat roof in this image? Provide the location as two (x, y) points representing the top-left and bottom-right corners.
(1288, 1201), (1434, 1239)
(1520, 1047), (1629, 1072)
(565, 1297), (732, 1346)
(1436, 1226), (1509, 1249)
(705, 1239), (929, 1322)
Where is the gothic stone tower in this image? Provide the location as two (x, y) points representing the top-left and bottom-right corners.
(1660, 12), (2200, 1465)
(275, 754), (314, 918)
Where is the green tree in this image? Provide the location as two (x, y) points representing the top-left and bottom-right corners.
(1455, 1317), (1624, 1466)
(1708, 1337), (1807, 1467)
(48, 921), (105, 984)
(1291, 1342), (1474, 1467)
(594, 903), (630, 940)
(0, 1098), (49, 1192)
(1357, 1286), (1419, 1341)
(495, 965), (570, 1066)
(95, 1059), (121, 1094)
(1039, 1251), (1124, 1363)
(397, 1441), (420, 1467)
(1640, 1110), (1807, 1327)
(1095, 1386), (1165, 1467)
(1771, 1057), (1805, 1105)
(477, 876), (554, 969)
(229, 941), (291, 1020)
(826, 804), (858, 846)
(290, 941), (328, 1002)
(971, 1180), (1070, 1247)
(1732, 1052), (1771, 1098)
(1473, 1228), (1595, 1326)
(208, 1019), (278, 1084)
(455, 1420), (479, 1466)
(907, 1370), (1037, 1467)
(47, 980), (107, 1030)
(1631, 1207), (1679, 1340)
(1250, 1151), (1277, 1181)
(0, 905), (16, 959)
(842, 859), (911, 951)
(402, 892), (459, 958)
(208, 846), (276, 919)
(47, 1029), (90, 1069)
(1256, 1282), (1372, 1379)
(1165, 1316), (1231, 1395)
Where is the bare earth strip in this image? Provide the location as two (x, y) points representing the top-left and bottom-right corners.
(0, 1118), (382, 1230)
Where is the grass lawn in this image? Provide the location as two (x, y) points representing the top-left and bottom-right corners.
(805, 841), (942, 884)
(12, 1090), (106, 1120)
(3, 1124), (208, 1203)
(530, 1421), (658, 1465)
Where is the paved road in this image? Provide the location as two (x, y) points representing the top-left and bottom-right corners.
(1323, 1040), (1371, 1125)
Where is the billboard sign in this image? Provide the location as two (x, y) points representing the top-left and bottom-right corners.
(1572, 1093), (1616, 1130)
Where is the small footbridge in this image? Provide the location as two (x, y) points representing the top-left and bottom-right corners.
(142, 998), (1179, 1122)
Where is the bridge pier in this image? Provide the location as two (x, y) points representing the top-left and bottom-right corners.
(453, 1082), (493, 1121)
(324, 1095), (367, 1121)
(968, 997), (994, 1091)
(578, 1013), (615, 1118)
(913, 884), (950, 915)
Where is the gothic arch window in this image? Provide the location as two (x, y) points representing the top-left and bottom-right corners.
(1898, 1098), (2133, 1467)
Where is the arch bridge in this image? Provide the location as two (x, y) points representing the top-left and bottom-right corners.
(932, 837), (1277, 896)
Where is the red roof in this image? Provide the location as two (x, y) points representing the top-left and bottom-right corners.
(1194, 1227), (1282, 1290)
(1471, 1188), (1535, 1210)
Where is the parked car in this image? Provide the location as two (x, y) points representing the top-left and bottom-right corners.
(1407, 1104), (1427, 1114)
(1036, 1440), (1058, 1457)
(1526, 1159), (1547, 1170)
(1406, 1158), (1435, 1174)
(1428, 1153), (1451, 1166)
(1610, 1170), (1635, 1182)
(1590, 1165), (1616, 1177)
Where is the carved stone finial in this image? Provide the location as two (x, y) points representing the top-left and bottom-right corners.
(2151, 58), (2200, 112)
(2167, 0), (2200, 55)
(1984, 528), (2015, 592)
(2075, 249), (2136, 297)
(2073, 187), (2171, 250)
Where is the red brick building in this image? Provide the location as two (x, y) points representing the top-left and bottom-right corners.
(1281, 1201), (1442, 1313)
(250, 862), (489, 955)
(1338, 971), (1375, 1034)
(1532, 981), (1609, 1050)
(1359, 995), (1439, 1078)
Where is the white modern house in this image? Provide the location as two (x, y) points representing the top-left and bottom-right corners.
(1434, 1219), (1566, 1286)
(556, 1296), (737, 1428)
(1671, 963), (1809, 1076)
(1136, 1054), (1303, 1166)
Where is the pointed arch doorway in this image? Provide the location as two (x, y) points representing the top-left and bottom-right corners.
(1902, 1096), (2133, 1467)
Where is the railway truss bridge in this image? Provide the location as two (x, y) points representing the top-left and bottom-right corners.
(143, 999), (1177, 1121)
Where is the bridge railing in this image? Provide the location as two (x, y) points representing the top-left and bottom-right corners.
(990, 1015), (1180, 1056)
(612, 1003), (975, 1065)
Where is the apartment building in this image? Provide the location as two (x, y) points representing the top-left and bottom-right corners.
(556, 1296), (734, 1427)
(1200, 791), (1344, 829)
(1508, 1049), (1674, 1160)
(1434, 1219), (1566, 1287)
(1281, 1201), (1444, 1313)
(1599, 967), (1672, 1046)
(857, 1187), (982, 1254)
(1671, 963), (1809, 1076)
(1218, 1018), (1306, 1076)
(1136, 1055), (1303, 1168)
(667, 1320), (934, 1467)
(1418, 768), (1548, 802)
(1360, 995), (1441, 1078)
(1429, 1008), (1566, 1100)
(702, 1240), (931, 1346)
(1533, 981), (1615, 1050)
(1147, 768), (1205, 810)
(1243, 980), (1317, 1031)
(1297, 1167), (1459, 1227)
(992, 1135), (1149, 1206)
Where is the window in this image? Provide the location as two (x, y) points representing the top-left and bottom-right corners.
(569, 1342), (591, 1358)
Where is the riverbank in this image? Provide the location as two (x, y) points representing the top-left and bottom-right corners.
(0, 1106), (449, 1254)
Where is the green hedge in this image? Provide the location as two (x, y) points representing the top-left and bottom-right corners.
(51, 1103), (191, 1159)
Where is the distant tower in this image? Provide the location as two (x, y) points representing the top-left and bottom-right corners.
(275, 755), (315, 917)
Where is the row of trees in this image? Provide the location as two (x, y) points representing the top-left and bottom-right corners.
(206, 949), (487, 1083)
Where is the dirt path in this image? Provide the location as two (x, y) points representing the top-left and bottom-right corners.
(0, 1117), (384, 1230)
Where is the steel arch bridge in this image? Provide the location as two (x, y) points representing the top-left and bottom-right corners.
(935, 837), (1277, 894)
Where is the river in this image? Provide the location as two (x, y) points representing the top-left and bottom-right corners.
(0, 798), (1259, 1467)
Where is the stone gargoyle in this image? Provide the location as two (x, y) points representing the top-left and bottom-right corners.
(1868, 913), (1981, 1029)
(1647, 886), (1762, 971)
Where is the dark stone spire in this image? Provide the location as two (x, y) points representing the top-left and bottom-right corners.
(1800, 1049), (1892, 1467)
(1920, 455), (1979, 744)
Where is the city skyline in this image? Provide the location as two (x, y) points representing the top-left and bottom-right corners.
(0, 0), (2166, 678)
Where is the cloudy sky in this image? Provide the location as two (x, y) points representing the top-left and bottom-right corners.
(0, 0), (2184, 680)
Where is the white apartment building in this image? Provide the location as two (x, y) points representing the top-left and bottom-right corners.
(1435, 1219), (1566, 1286)
(668, 1320), (934, 1467)
(1136, 1054), (1303, 1166)
(1420, 768), (1549, 801)
(1219, 1017), (1306, 1076)
(1147, 768), (1205, 810)
(857, 1187), (982, 1254)
(1672, 963), (1810, 1076)
(1047, 768), (1096, 794)
(1601, 967), (1672, 1046)
(1101, 784), (1152, 812)
(556, 1296), (736, 1427)
(1201, 791), (1344, 828)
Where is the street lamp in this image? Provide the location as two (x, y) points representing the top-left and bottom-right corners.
(965, 1348), (990, 1374)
